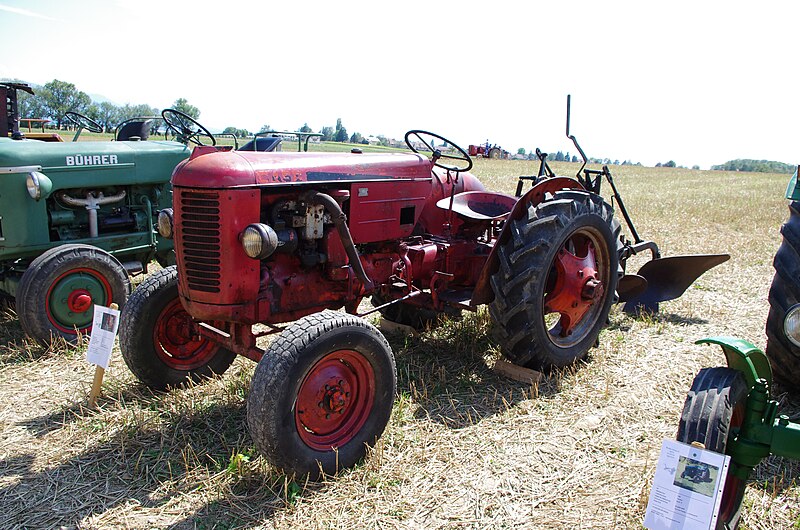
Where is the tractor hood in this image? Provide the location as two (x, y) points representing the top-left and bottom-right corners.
(0, 137), (190, 188)
(172, 147), (434, 189)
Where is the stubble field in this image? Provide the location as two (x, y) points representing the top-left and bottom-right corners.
(0, 157), (798, 529)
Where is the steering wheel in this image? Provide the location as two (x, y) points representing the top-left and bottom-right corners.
(64, 111), (102, 133)
(161, 109), (216, 146)
(405, 130), (472, 173)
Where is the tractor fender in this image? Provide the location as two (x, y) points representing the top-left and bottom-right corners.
(696, 336), (773, 389)
(471, 176), (584, 306)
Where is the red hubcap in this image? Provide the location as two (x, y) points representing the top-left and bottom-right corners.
(68, 290), (93, 313)
(545, 239), (604, 337)
(153, 298), (218, 370)
(295, 350), (375, 451)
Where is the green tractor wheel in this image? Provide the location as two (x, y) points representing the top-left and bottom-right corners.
(17, 244), (130, 346)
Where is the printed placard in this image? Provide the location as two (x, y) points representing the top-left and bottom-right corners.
(644, 439), (731, 530)
(85, 304), (120, 369)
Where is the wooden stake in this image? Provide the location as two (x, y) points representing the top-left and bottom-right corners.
(88, 302), (118, 408)
(492, 359), (543, 385)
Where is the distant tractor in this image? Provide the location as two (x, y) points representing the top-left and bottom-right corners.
(120, 96), (727, 478)
(468, 140), (509, 159)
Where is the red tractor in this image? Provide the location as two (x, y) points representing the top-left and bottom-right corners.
(120, 107), (726, 477)
(468, 140), (509, 159)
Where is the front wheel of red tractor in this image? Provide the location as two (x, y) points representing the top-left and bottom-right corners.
(247, 310), (397, 479)
(677, 367), (749, 529)
(488, 190), (619, 370)
(119, 266), (235, 390)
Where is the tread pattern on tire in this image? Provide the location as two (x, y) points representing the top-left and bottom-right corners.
(488, 190), (619, 369)
(120, 266), (235, 390)
(766, 200), (800, 391)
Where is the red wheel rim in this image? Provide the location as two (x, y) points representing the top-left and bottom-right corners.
(543, 227), (609, 347)
(153, 298), (219, 370)
(45, 267), (112, 334)
(719, 403), (746, 522)
(295, 350), (375, 451)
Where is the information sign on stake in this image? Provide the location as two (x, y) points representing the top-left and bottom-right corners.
(86, 303), (120, 407)
(644, 439), (731, 530)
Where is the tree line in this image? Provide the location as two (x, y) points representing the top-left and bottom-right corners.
(712, 159), (795, 173)
(3, 78), (200, 132)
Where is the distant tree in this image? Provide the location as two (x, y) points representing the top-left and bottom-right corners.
(335, 124), (348, 142)
(554, 151), (565, 162)
(335, 118), (343, 132)
(172, 98), (200, 119)
(350, 132), (363, 144)
(319, 126), (335, 141)
(298, 123), (313, 133)
(223, 126), (238, 135)
(655, 162), (662, 167)
(663, 160), (676, 168)
(692, 165), (700, 170)
(96, 101), (120, 131)
(517, 148), (526, 155)
(259, 124), (272, 133)
(40, 79), (91, 128)
(571, 155), (578, 163)
(376, 135), (389, 147)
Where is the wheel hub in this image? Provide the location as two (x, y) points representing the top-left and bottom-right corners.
(295, 350), (375, 451)
(545, 242), (605, 336)
(67, 289), (93, 313)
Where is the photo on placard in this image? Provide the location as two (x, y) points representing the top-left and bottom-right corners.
(100, 312), (117, 332)
(673, 456), (719, 497)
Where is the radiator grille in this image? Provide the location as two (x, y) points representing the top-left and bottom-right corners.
(180, 191), (221, 293)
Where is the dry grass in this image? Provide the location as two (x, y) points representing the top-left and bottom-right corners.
(1, 160), (798, 529)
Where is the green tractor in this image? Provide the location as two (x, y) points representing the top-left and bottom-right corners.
(674, 169), (800, 529)
(0, 82), (217, 345)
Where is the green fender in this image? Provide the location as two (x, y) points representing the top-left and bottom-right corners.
(696, 336), (772, 389)
(787, 167), (800, 200)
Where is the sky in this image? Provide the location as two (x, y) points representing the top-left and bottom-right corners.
(0, 0), (798, 169)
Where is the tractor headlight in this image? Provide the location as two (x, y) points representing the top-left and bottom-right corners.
(784, 304), (800, 347)
(157, 208), (174, 239)
(241, 223), (278, 259)
(26, 171), (52, 201)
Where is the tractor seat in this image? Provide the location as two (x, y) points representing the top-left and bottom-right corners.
(116, 119), (152, 141)
(436, 191), (517, 221)
(238, 136), (282, 152)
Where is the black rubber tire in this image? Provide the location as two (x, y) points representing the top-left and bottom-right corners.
(766, 200), (800, 392)
(119, 266), (235, 390)
(371, 293), (460, 331)
(16, 244), (130, 346)
(488, 190), (619, 369)
(677, 367), (749, 530)
(488, 147), (501, 159)
(247, 310), (396, 479)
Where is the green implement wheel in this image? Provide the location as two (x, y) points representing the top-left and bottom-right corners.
(17, 244), (130, 346)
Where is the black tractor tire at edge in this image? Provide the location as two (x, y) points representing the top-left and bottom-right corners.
(677, 367), (749, 530)
(488, 190), (619, 370)
(766, 200), (800, 391)
(119, 266), (236, 390)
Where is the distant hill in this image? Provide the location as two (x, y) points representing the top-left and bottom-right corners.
(712, 159), (795, 173)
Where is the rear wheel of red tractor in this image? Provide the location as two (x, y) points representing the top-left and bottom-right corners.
(677, 367), (748, 529)
(17, 244), (130, 346)
(119, 266), (235, 390)
(489, 190), (619, 369)
(766, 200), (800, 392)
(488, 147), (501, 159)
(247, 310), (396, 478)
